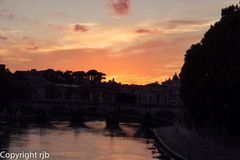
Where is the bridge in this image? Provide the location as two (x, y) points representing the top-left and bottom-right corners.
(2, 100), (183, 125)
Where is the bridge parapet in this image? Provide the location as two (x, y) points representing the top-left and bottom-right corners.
(8, 100), (183, 120)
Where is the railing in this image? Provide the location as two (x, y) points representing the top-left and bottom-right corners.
(152, 128), (187, 160)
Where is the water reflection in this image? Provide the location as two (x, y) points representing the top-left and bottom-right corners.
(0, 121), (161, 160)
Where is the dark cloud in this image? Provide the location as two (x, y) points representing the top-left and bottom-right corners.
(134, 28), (161, 34)
(73, 24), (89, 32)
(22, 36), (29, 40)
(0, 36), (8, 41)
(107, 0), (131, 16)
(134, 28), (162, 34)
(135, 29), (152, 34)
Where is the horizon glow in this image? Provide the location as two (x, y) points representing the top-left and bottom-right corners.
(0, 0), (238, 84)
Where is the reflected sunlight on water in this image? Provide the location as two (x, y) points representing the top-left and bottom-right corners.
(1, 121), (160, 160)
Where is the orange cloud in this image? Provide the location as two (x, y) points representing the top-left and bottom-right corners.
(0, 15), (211, 84)
(3, 34), (202, 84)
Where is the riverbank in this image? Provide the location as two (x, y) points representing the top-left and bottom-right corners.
(153, 124), (240, 160)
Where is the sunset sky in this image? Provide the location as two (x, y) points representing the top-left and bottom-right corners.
(0, 0), (238, 84)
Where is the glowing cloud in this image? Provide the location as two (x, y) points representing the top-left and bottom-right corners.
(107, 0), (131, 16)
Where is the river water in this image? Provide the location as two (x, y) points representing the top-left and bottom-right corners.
(0, 121), (161, 160)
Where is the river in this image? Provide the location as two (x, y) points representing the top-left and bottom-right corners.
(0, 121), (161, 160)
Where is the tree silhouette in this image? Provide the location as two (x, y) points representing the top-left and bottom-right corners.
(86, 70), (98, 82)
(40, 69), (106, 84)
(180, 5), (240, 133)
(63, 71), (73, 84)
(0, 67), (12, 112)
(73, 71), (86, 84)
(95, 72), (106, 82)
(86, 70), (106, 83)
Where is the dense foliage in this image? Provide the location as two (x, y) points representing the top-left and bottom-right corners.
(180, 5), (240, 134)
(41, 69), (106, 84)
